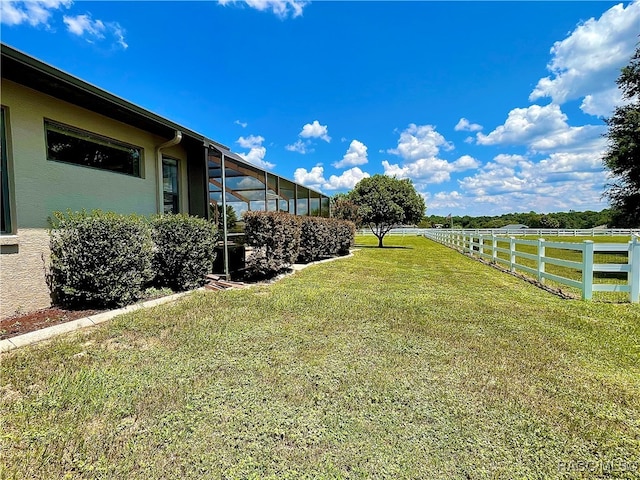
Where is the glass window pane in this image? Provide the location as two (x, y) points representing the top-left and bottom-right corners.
(162, 157), (179, 214)
(45, 120), (141, 177)
(1, 108), (10, 233)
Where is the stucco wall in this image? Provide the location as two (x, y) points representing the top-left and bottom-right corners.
(0, 229), (50, 318)
(0, 80), (191, 318)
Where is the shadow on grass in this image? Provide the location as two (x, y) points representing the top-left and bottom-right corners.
(354, 245), (414, 249)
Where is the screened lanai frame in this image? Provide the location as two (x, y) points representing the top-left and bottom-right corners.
(207, 145), (331, 278)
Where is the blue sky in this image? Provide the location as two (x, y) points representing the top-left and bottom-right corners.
(2, 1), (639, 216)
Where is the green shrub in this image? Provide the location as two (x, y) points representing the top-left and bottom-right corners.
(334, 219), (356, 255)
(47, 210), (153, 309)
(243, 211), (301, 278)
(297, 217), (331, 263)
(150, 214), (218, 291)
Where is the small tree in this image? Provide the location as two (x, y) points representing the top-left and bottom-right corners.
(331, 193), (362, 226)
(603, 43), (640, 227)
(350, 174), (425, 247)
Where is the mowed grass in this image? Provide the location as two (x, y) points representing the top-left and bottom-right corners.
(1, 235), (639, 479)
(480, 235), (636, 301)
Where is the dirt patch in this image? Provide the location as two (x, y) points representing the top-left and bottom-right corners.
(0, 308), (103, 340)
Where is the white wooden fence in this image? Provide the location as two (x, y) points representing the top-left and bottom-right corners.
(423, 230), (640, 303)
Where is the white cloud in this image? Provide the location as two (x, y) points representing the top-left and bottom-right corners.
(580, 88), (625, 117)
(0, 0), (71, 27)
(454, 117), (483, 132)
(387, 124), (453, 160)
(293, 165), (326, 190)
(382, 124), (477, 184)
(293, 165), (370, 191)
(234, 120), (248, 128)
(299, 120), (331, 142)
(529, 1), (640, 116)
(285, 139), (312, 154)
(333, 139), (368, 168)
(236, 135), (275, 169)
(455, 148), (609, 213)
(64, 15), (128, 49)
(64, 14), (105, 38)
(218, 0), (308, 19)
(476, 103), (604, 152)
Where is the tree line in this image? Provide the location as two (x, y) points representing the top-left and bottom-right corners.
(418, 209), (612, 230)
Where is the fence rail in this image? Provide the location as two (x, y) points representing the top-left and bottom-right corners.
(422, 230), (640, 303)
(358, 227), (640, 237)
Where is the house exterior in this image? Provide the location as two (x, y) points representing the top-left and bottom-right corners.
(0, 43), (329, 319)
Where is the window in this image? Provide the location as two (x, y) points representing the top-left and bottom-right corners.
(1, 107), (11, 233)
(45, 120), (142, 177)
(162, 157), (179, 214)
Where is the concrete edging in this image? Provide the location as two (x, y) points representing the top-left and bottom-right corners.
(0, 291), (192, 353)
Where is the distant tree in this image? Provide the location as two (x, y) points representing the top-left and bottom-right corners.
(540, 214), (561, 229)
(331, 193), (362, 226)
(350, 175), (425, 247)
(209, 204), (238, 231)
(603, 43), (640, 227)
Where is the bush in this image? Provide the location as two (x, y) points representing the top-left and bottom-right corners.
(47, 210), (153, 309)
(297, 217), (331, 263)
(150, 213), (218, 291)
(332, 219), (356, 255)
(243, 211), (301, 278)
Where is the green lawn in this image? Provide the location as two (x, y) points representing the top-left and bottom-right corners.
(1, 235), (639, 479)
(463, 235), (636, 302)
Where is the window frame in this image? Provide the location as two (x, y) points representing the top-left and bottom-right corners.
(162, 156), (180, 214)
(44, 119), (143, 178)
(1, 106), (12, 234)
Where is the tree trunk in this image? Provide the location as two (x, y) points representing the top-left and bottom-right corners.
(377, 235), (384, 248)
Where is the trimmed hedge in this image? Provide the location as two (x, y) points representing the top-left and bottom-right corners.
(150, 213), (218, 291)
(47, 210), (219, 309)
(47, 210), (153, 309)
(243, 211), (301, 278)
(243, 211), (355, 277)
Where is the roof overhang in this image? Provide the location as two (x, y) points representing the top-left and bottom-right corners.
(1, 43), (229, 151)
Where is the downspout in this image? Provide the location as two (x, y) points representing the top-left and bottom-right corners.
(156, 130), (182, 213)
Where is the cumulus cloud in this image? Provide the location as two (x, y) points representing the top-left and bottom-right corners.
(454, 118), (483, 132)
(218, 0), (308, 19)
(456, 148), (609, 213)
(387, 124), (452, 160)
(476, 103), (605, 153)
(0, 0), (71, 27)
(382, 124), (477, 184)
(299, 120), (331, 142)
(234, 120), (248, 128)
(383, 154), (480, 184)
(333, 139), (368, 168)
(529, 1), (640, 116)
(285, 139), (312, 154)
(293, 165), (370, 191)
(236, 135), (275, 169)
(286, 120), (330, 154)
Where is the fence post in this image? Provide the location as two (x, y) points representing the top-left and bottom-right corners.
(491, 235), (496, 263)
(509, 236), (516, 272)
(582, 241), (594, 300)
(537, 238), (545, 284)
(629, 236), (639, 303)
(479, 236), (484, 257)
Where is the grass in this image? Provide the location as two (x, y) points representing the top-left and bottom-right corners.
(461, 235), (636, 302)
(1, 235), (639, 479)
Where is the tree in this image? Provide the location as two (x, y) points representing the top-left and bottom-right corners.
(350, 174), (425, 247)
(331, 193), (362, 226)
(209, 204), (238, 231)
(603, 43), (640, 227)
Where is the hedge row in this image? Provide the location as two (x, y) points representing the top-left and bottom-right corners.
(243, 211), (355, 278)
(47, 211), (218, 309)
